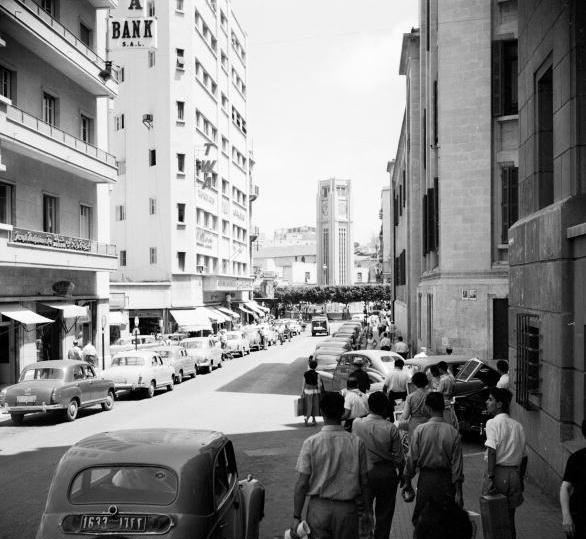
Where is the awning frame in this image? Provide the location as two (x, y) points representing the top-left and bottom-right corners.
(0, 305), (54, 325)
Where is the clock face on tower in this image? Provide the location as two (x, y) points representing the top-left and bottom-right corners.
(321, 199), (328, 216)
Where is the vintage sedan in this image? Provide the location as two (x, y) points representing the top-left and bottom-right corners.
(110, 335), (159, 356)
(152, 346), (196, 383)
(36, 428), (265, 539)
(243, 327), (263, 351)
(0, 360), (115, 425)
(101, 351), (175, 398)
(311, 316), (330, 336)
(181, 337), (224, 372)
(224, 331), (251, 358)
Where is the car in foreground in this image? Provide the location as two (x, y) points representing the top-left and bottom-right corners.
(311, 316), (330, 336)
(0, 360), (115, 425)
(181, 337), (224, 372)
(152, 346), (196, 383)
(36, 428), (265, 539)
(101, 351), (175, 398)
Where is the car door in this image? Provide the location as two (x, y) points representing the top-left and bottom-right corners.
(82, 364), (102, 401)
(72, 364), (91, 404)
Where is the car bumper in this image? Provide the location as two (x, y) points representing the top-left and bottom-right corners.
(114, 382), (148, 391)
(2, 403), (65, 413)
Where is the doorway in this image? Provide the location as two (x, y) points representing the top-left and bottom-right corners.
(493, 298), (509, 359)
(0, 322), (16, 384)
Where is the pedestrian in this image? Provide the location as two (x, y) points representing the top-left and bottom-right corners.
(302, 359), (321, 427)
(67, 340), (83, 360)
(482, 388), (527, 539)
(379, 332), (392, 351)
(290, 392), (370, 539)
(496, 359), (510, 390)
(402, 391), (464, 526)
(560, 419), (586, 539)
(342, 375), (369, 432)
(429, 364), (441, 391)
(413, 346), (428, 358)
(388, 320), (397, 342)
(437, 361), (459, 430)
(393, 336), (409, 359)
(371, 324), (380, 349)
(82, 340), (98, 367)
(351, 357), (371, 394)
(352, 392), (403, 539)
(383, 358), (410, 404)
(399, 372), (430, 441)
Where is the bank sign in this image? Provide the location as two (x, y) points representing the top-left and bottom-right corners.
(108, 17), (157, 49)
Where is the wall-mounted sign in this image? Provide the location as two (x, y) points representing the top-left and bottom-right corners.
(197, 189), (215, 206)
(461, 289), (478, 301)
(11, 229), (91, 252)
(196, 229), (213, 249)
(232, 208), (245, 221)
(108, 17), (157, 49)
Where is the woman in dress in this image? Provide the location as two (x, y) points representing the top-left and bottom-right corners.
(302, 359), (321, 426)
(400, 372), (430, 440)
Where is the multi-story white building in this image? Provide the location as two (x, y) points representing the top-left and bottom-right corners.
(108, 0), (257, 335)
(316, 178), (353, 286)
(0, 0), (119, 384)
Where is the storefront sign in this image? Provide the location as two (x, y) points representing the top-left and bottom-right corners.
(203, 276), (253, 292)
(108, 17), (157, 49)
(197, 190), (216, 206)
(232, 207), (246, 221)
(12, 229), (91, 252)
(196, 230), (213, 249)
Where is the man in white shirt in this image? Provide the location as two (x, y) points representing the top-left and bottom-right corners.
(483, 388), (527, 539)
(393, 336), (409, 359)
(82, 340), (98, 367)
(342, 376), (369, 432)
(383, 358), (411, 403)
(496, 360), (510, 390)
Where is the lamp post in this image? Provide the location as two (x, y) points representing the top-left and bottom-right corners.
(100, 314), (107, 371)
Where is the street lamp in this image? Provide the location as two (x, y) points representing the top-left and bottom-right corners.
(100, 314), (107, 371)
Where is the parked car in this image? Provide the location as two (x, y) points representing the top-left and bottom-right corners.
(243, 327), (263, 351)
(157, 333), (188, 345)
(222, 331), (249, 358)
(311, 316), (330, 336)
(287, 320), (302, 335)
(260, 324), (278, 346)
(110, 334), (158, 356)
(181, 336), (224, 372)
(101, 350), (175, 398)
(36, 428), (265, 539)
(0, 360), (115, 425)
(152, 346), (196, 383)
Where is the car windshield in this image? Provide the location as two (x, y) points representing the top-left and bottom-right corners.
(381, 355), (394, 363)
(184, 341), (204, 349)
(69, 466), (178, 505)
(20, 368), (64, 381)
(155, 350), (172, 358)
(111, 357), (145, 367)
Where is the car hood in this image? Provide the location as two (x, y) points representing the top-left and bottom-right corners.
(2, 380), (62, 405)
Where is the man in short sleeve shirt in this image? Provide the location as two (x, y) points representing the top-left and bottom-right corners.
(560, 420), (586, 538)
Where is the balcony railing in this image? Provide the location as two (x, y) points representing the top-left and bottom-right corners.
(15, 0), (117, 80)
(250, 183), (259, 201)
(8, 227), (117, 257)
(7, 104), (117, 167)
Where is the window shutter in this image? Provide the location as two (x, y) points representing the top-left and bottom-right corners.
(427, 187), (435, 251)
(433, 177), (439, 250)
(422, 193), (428, 254)
(510, 167), (519, 226)
(502, 167), (510, 243)
(492, 41), (504, 117)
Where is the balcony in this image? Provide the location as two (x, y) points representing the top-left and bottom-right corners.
(0, 0), (118, 97)
(1, 102), (118, 183)
(0, 225), (118, 272)
(249, 226), (259, 242)
(87, 0), (118, 7)
(250, 183), (259, 202)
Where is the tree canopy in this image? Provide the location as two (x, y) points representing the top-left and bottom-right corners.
(272, 284), (392, 306)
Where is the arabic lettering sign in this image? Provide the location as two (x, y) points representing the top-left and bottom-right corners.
(12, 229), (91, 252)
(232, 207), (245, 221)
(196, 229), (213, 249)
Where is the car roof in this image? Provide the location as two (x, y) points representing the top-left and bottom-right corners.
(152, 345), (183, 352)
(182, 336), (210, 341)
(344, 350), (403, 360)
(113, 349), (161, 357)
(404, 355), (475, 369)
(23, 360), (89, 369)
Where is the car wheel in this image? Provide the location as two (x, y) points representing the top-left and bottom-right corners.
(10, 413), (24, 426)
(64, 399), (79, 422)
(167, 378), (174, 391)
(145, 381), (156, 398)
(101, 390), (115, 411)
(176, 371), (183, 384)
(205, 365), (212, 374)
(191, 367), (196, 378)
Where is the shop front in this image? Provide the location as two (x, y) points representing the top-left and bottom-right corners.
(202, 275), (254, 325)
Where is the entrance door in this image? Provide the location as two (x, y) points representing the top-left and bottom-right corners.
(0, 322), (15, 384)
(493, 298), (509, 359)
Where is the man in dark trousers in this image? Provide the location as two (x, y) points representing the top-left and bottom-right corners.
(353, 392), (403, 539)
(351, 356), (371, 394)
(291, 392), (370, 539)
(402, 391), (464, 526)
(560, 419), (586, 538)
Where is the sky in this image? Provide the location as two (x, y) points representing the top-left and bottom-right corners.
(229, 0), (419, 244)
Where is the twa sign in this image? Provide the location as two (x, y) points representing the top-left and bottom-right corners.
(108, 18), (157, 49)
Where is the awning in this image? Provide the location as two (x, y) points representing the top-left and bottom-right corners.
(245, 302), (265, 316)
(108, 311), (129, 326)
(0, 305), (54, 325)
(201, 307), (226, 323)
(249, 300), (270, 314)
(170, 309), (212, 332)
(216, 306), (240, 319)
(207, 307), (231, 323)
(239, 304), (258, 317)
(43, 303), (88, 318)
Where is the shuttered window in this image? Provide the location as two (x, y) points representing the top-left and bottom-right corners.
(501, 166), (519, 243)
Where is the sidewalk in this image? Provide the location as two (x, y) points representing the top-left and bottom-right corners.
(232, 424), (564, 539)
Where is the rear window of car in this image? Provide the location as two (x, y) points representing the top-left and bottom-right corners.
(69, 466), (178, 505)
(111, 357), (145, 367)
(20, 368), (64, 381)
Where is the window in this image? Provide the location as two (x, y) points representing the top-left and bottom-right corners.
(176, 49), (185, 69)
(147, 1), (155, 16)
(177, 251), (185, 271)
(149, 149), (156, 166)
(176, 101), (185, 121)
(43, 92), (57, 126)
(79, 23), (92, 47)
(516, 314), (540, 408)
(501, 166), (519, 243)
(79, 205), (92, 239)
(80, 114), (92, 143)
(177, 203), (185, 223)
(148, 50), (156, 68)
(149, 198), (157, 215)
(115, 204), (126, 221)
(537, 65), (554, 209)
(115, 113), (125, 131)
(221, 93), (228, 110)
(492, 40), (518, 117)
(177, 153), (185, 173)
(0, 66), (14, 100)
(0, 183), (14, 225)
(356, 272), (362, 283)
(119, 67), (125, 82)
(222, 137), (229, 153)
(119, 250), (127, 266)
(222, 179), (229, 194)
(176, 0), (184, 11)
(41, 0), (56, 16)
(149, 247), (157, 264)
(43, 194), (58, 233)
(422, 179), (439, 255)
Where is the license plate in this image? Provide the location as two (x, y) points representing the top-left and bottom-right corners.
(16, 395), (36, 404)
(80, 514), (147, 533)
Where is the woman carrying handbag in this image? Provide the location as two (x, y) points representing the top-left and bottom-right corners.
(301, 358), (320, 426)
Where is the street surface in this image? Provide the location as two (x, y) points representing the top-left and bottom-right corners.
(0, 326), (563, 539)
